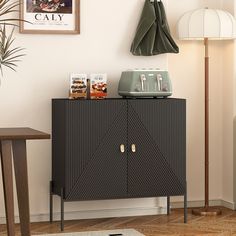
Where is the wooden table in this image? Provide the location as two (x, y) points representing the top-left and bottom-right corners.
(0, 128), (50, 236)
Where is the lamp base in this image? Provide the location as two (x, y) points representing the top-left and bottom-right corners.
(192, 207), (222, 216)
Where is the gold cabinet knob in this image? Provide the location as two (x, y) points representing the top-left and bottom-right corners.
(131, 144), (136, 153)
(120, 144), (125, 153)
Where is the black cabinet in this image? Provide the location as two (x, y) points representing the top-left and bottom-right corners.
(50, 98), (187, 230)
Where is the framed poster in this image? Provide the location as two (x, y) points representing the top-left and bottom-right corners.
(20, 0), (80, 34)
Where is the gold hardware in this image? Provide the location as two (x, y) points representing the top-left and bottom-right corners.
(120, 144), (125, 153)
(131, 144), (136, 153)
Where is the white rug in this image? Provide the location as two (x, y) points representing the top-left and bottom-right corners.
(34, 229), (144, 236)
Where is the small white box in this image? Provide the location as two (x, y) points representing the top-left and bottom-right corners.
(69, 73), (88, 99)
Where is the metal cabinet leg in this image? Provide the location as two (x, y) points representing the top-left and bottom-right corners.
(50, 181), (53, 223)
(167, 196), (170, 215)
(184, 188), (187, 223)
(61, 188), (64, 231)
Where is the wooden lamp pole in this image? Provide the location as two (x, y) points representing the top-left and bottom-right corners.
(192, 38), (222, 216)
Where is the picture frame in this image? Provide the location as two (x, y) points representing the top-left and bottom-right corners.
(20, 0), (80, 34)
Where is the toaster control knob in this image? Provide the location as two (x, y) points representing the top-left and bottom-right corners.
(135, 83), (142, 92)
(162, 87), (168, 92)
(162, 83), (168, 91)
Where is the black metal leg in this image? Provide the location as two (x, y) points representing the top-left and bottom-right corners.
(167, 196), (170, 215)
(61, 188), (64, 231)
(184, 186), (187, 223)
(50, 181), (53, 223)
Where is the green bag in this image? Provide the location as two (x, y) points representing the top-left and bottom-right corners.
(131, 0), (179, 56)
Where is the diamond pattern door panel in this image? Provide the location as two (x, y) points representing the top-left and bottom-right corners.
(127, 99), (186, 197)
(53, 99), (128, 200)
(65, 100), (128, 200)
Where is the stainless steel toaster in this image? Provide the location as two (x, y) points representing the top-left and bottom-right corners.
(118, 69), (172, 98)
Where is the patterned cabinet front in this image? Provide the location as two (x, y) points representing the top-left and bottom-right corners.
(52, 98), (186, 201)
(127, 99), (186, 197)
(52, 98), (187, 229)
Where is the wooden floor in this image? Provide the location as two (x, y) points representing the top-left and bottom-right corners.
(1, 207), (236, 235)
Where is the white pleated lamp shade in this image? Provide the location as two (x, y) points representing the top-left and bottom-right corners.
(177, 8), (236, 40)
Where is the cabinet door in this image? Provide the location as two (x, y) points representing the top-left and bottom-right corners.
(65, 100), (128, 201)
(127, 99), (186, 197)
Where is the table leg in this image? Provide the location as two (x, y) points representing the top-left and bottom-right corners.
(0, 140), (15, 236)
(12, 140), (31, 236)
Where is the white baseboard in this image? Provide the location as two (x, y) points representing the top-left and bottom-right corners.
(221, 200), (235, 210)
(171, 199), (235, 210)
(0, 199), (234, 224)
(0, 206), (167, 224)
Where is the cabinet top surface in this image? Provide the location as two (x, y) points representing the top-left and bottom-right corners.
(52, 98), (185, 101)
(0, 127), (50, 140)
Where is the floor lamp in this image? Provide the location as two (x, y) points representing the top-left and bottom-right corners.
(177, 8), (236, 216)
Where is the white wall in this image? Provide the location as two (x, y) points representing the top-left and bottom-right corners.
(233, 0), (236, 205)
(168, 0), (236, 206)
(0, 0), (168, 221)
(0, 0), (235, 222)
(168, 0), (206, 202)
(221, 0), (235, 206)
(168, 0), (226, 202)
